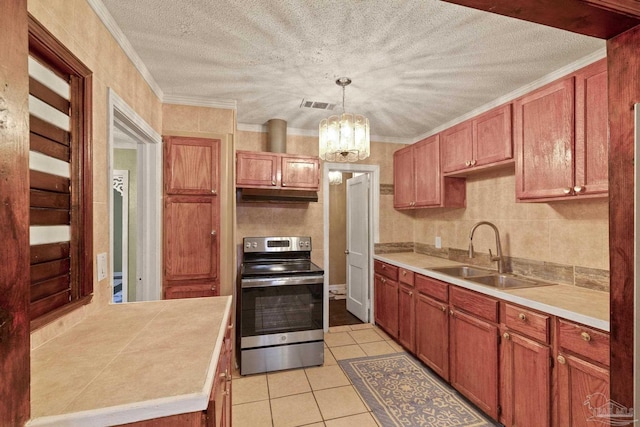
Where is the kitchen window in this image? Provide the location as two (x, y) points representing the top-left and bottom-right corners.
(28, 16), (93, 328)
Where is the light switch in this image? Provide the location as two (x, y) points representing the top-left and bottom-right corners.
(97, 253), (107, 281)
(435, 236), (442, 249)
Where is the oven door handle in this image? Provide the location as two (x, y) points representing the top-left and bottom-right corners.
(241, 275), (324, 288)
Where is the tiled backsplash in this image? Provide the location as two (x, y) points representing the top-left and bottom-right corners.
(375, 242), (609, 292)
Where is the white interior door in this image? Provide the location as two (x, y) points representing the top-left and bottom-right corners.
(346, 173), (370, 322)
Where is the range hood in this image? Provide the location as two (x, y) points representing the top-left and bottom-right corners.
(237, 188), (318, 203)
(237, 119), (319, 203)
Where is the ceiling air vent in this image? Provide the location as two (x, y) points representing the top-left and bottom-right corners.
(300, 99), (336, 111)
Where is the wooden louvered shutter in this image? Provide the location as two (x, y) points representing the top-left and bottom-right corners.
(28, 17), (93, 327)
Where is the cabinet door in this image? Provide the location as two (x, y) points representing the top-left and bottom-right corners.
(414, 135), (441, 207)
(474, 104), (513, 167)
(397, 284), (415, 352)
(441, 121), (473, 173)
(415, 293), (449, 380)
(501, 331), (551, 427)
(164, 283), (218, 299)
(575, 59), (608, 196)
(450, 309), (499, 419)
(281, 155), (319, 190)
(164, 136), (219, 195)
(236, 151), (278, 188)
(164, 196), (219, 282)
(375, 275), (398, 338)
(374, 274), (386, 329)
(557, 353), (610, 427)
(393, 146), (415, 208)
(384, 278), (399, 339)
(514, 77), (575, 200)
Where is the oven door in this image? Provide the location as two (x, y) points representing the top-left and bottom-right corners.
(240, 274), (323, 348)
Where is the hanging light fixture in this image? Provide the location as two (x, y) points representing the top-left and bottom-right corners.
(319, 77), (370, 162)
(328, 171), (343, 185)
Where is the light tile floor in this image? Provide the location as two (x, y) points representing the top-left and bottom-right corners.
(232, 323), (404, 427)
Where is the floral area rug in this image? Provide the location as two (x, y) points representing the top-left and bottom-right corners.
(338, 352), (499, 427)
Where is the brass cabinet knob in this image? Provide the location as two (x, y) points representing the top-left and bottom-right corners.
(271, 180), (276, 186)
(557, 355), (566, 364)
(441, 306), (446, 312)
(581, 332), (591, 342)
(503, 332), (510, 340)
(211, 230), (217, 236)
(563, 187), (573, 195)
(449, 309), (454, 316)
(211, 189), (217, 195)
(574, 185), (585, 194)
(409, 291), (413, 296)
(402, 270), (406, 276)
(471, 159), (477, 166)
(282, 182), (286, 187)
(518, 313), (527, 321)
(465, 160), (471, 167)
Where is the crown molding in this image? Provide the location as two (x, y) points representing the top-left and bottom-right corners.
(163, 95), (237, 110)
(87, 0), (164, 100)
(412, 48), (607, 143)
(237, 122), (411, 144)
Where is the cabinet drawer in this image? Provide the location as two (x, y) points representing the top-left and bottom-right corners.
(558, 319), (609, 366)
(450, 286), (498, 323)
(399, 268), (415, 286)
(416, 274), (448, 302)
(374, 260), (399, 281)
(504, 303), (550, 344)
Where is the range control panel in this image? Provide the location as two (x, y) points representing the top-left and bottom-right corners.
(243, 236), (311, 253)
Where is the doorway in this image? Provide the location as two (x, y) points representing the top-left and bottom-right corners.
(322, 163), (380, 331)
(107, 89), (162, 302)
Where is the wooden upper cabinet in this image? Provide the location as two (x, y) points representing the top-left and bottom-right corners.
(515, 59), (608, 202)
(165, 136), (220, 195)
(515, 77), (575, 200)
(393, 135), (465, 209)
(441, 104), (513, 175)
(281, 155), (320, 189)
(236, 151), (319, 190)
(393, 145), (415, 208)
(236, 151), (278, 188)
(441, 121), (473, 173)
(413, 135), (442, 207)
(575, 59), (608, 196)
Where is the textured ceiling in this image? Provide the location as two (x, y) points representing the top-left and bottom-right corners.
(100, 0), (605, 141)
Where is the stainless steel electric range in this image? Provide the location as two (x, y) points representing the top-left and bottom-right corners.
(238, 236), (324, 375)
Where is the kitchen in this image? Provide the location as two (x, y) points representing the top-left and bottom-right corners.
(1, 1), (639, 426)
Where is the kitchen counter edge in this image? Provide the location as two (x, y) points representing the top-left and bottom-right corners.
(374, 253), (609, 332)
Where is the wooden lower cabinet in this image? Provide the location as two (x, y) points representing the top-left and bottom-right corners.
(500, 330), (551, 427)
(397, 283), (415, 352)
(375, 261), (612, 427)
(374, 272), (398, 339)
(556, 353), (610, 427)
(449, 308), (499, 420)
(415, 292), (449, 380)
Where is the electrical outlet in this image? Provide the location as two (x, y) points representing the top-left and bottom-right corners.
(435, 236), (442, 249)
(97, 253), (107, 281)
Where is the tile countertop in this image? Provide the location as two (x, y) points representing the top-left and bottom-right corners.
(28, 296), (233, 427)
(374, 252), (609, 332)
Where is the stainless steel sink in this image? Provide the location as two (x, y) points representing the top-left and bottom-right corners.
(468, 274), (553, 289)
(429, 265), (494, 278)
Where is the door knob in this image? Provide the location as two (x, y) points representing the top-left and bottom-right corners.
(344, 250), (349, 254)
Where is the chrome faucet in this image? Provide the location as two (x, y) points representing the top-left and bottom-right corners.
(468, 221), (505, 274)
